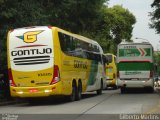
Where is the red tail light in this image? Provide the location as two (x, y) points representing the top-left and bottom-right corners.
(48, 26), (52, 29)
(50, 65), (60, 85)
(150, 71), (153, 78)
(8, 68), (16, 87)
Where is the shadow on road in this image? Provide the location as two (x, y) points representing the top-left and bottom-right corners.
(21, 92), (100, 106)
(120, 88), (156, 94)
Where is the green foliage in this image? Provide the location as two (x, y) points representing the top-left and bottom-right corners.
(150, 0), (160, 34)
(154, 52), (160, 75)
(109, 5), (136, 43)
(0, 0), (136, 70)
(89, 5), (136, 54)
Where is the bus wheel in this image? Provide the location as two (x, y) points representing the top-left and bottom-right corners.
(120, 87), (126, 94)
(69, 82), (76, 102)
(150, 87), (154, 93)
(97, 80), (103, 95)
(76, 81), (82, 101)
(147, 87), (154, 93)
(113, 85), (118, 90)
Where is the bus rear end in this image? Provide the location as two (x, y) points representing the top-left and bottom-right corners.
(117, 42), (154, 93)
(7, 26), (60, 98)
(105, 54), (117, 89)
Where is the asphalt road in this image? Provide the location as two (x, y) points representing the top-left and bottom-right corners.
(0, 88), (160, 120)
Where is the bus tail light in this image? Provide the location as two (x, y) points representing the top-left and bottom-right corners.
(8, 68), (16, 87)
(48, 26), (52, 29)
(50, 65), (60, 85)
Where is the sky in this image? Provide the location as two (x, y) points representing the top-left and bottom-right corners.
(108, 0), (160, 51)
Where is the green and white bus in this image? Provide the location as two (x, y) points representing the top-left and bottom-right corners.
(117, 42), (154, 93)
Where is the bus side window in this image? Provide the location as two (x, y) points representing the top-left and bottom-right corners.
(59, 33), (67, 52)
(59, 33), (77, 56)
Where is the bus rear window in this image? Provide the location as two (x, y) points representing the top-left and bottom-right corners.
(106, 55), (112, 63)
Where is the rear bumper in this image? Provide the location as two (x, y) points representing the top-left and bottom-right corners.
(10, 82), (63, 98)
(117, 78), (154, 88)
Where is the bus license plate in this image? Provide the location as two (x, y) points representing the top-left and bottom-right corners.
(29, 89), (38, 93)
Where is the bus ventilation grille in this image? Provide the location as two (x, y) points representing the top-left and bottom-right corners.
(13, 56), (50, 65)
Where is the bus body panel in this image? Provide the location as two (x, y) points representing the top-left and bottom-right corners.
(117, 43), (153, 62)
(10, 82), (63, 97)
(117, 78), (154, 88)
(9, 27), (54, 72)
(8, 26), (106, 98)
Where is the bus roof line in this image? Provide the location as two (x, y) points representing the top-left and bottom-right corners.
(119, 60), (152, 63)
(119, 43), (152, 46)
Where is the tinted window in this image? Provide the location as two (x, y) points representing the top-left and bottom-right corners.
(58, 32), (101, 61)
(106, 55), (112, 63)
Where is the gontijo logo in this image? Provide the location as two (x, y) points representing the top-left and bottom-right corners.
(17, 30), (43, 43)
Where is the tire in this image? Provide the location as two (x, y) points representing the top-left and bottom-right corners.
(105, 86), (108, 90)
(120, 87), (125, 94)
(68, 82), (76, 102)
(113, 85), (118, 90)
(76, 81), (82, 101)
(147, 87), (154, 93)
(97, 80), (103, 95)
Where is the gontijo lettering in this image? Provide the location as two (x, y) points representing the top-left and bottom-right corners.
(11, 48), (52, 56)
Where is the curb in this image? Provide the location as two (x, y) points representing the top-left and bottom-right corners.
(0, 99), (25, 106)
(0, 99), (18, 106)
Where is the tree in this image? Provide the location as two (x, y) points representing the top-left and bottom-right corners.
(91, 5), (136, 53)
(0, 0), (136, 69)
(0, 0), (107, 67)
(0, 0), (50, 70)
(150, 0), (160, 34)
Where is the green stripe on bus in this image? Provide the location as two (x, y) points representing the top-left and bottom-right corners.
(117, 62), (153, 71)
(88, 60), (98, 85)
